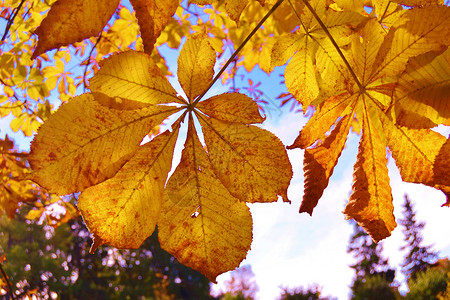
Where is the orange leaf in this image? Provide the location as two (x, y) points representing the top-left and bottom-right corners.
(196, 93), (265, 124)
(32, 0), (120, 59)
(344, 102), (396, 242)
(177, 34), (216, 101)
(158, 120), (252, 282)
(380, 113), (450, 191)
(393, 48), (450, 128)
(28, 93), (176, 195)
(89, 51), (182, 105)
(288, 92), (356, 149)
(130, 0), (178, 53)
(78, 128), (179, 250)
(301, 112), (354, 215)
(199, 116), (292, 203)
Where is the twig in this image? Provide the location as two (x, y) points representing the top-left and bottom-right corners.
(83, 34), (102, 91)
(192, 0), (285, 106)
(298, 0), (364, 92)
(1, 0), (26, 42)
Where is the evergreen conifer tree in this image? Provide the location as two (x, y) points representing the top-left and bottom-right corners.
(400, 194), (438, 281)
(347, 221), (398, 299)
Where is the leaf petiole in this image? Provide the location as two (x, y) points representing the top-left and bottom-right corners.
(192, 0), (285, 106)
(299, 0), (364, 92)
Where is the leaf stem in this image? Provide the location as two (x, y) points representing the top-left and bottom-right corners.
(299, 0), (364, 91)
(379, 1), (391, 23)
(193, 0), (284, 106)
(1, 0), (26, 42)
(287, 0), (308, 35)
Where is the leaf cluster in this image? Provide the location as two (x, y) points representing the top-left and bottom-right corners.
(1, 0), (449, 281)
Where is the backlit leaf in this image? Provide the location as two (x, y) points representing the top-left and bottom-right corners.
(288, 93), (356, 149)
(196, 93), (265, 124)
(32, 0), (120, 59)
(78, 128), (179, 250)
(90, 51), (183, 106)
(158, 120), (252, 282)
(393, 49), (450, 128)
(371, 4), (450, 81)
(28, 93), (176, 195)
(301, 111), (354, 215)
(344, 101), (396, 242)
(177, 34), (216, 101)
(380, 113), (449, 191)
(199, 116), (292, 203)
(285, 45), (320, 109)
(130, 0), (179, 53)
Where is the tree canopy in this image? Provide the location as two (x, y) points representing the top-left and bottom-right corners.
(1, 0), (449, 285)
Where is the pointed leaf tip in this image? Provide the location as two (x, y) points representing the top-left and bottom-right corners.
(89, 233), (104, 254)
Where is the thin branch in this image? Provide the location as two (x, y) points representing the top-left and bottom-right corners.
(192, 0), (285, 106)
(0, 262), (16, 300)
(1, 0), (26, 42)
(287, 0), (308, 34)
(83, 34), (102, 92)
(379, 1), (391, 23)
(297, 0), (364, 91)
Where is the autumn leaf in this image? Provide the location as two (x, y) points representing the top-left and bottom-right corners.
(78, 127), (179, 250)
(189, 0), (266, 24)
(1, 137), (38, 218)
(158, 118), (253, 282)
(29, 35), (292, 280)
(301, 111), (354, 215)
(392, 48), (450, 128)
(130, 0), (179, 53)
(343, 101), (396, 243)
(28, 93), (178, 195)
(286, 6), (449, 241)
(32, 0), (120, 59)
(272, 0), (364, 108)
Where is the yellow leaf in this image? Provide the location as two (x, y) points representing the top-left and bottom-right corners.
(177, 34), (216, 101)
(196, 93), (265, 124)
(90, 51), (183, 105)
(158, 120), (252, 282)
(29, 93), (177, 195)
(348, 19), (386, 87)
(344, 101), (396, 242)
(288, 92), (356, 149)
(371, 4), (450, 81)
(393, 48), (450, 128)
(78, 128), (179, 250)
(32, 0), (120, 59)
(130, 0), (178, 53)
(390, 0), (441, 6)
(225, 0), (249, 24)
(301, 112), (354, 215)
(271, 34), (307, 68)
(199, 116), (292, 203)
(380, 112), (449, 190)
(25, 208), (45, 220)
(285, 44), (320, 109)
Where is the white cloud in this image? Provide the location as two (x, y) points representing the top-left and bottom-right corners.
(212, 109), (450, 300)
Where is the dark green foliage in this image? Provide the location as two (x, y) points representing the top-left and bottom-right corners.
(0, 208), (213, 299)
(405, 259), (449, 300)
(399, 195), (438, 281)
(347, 220), (391, 279)
(350, 275), (401, 300)
(278, 285), (336, 300)
(347, 220), (399, 300)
